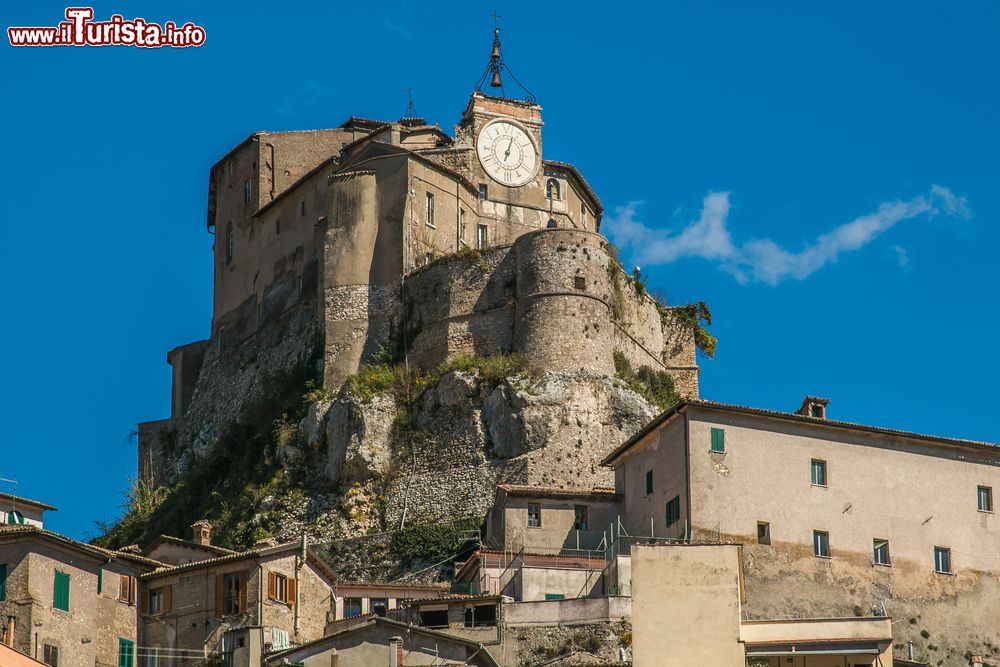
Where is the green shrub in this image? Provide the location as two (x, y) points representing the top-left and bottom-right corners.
(613, 352), (681, 410)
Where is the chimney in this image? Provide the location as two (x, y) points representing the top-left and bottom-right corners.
(389, 636), (404, 667)
(191, 520), (213, 546)
(4, 616), (14, 647)
(796, 396), (830, 420)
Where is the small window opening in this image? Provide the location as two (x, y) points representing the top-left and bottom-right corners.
(573, 505), (588, 531)
(343, 597), (362, 618)
(978, 486), (993, 512)
(757, 522), (771, 545)
(547, 219), (558, 229)
(665, 496), (681, 527)
(645, 470), (653, 495)
(810, 459), (827, 486)
(478, 183), (488, 200)
(425, 192), (435, 227)
(244, 179), (252, 205)
(225, 223), (234, 265)
(710, 428), (725, 453)
(546, 179), (561, 200)
(934, 546), (951, 573)
(873, 539), (890, 566)
(275, 218), (281, 235)
(476, 224), (488, 250)
(527, 503), (541, 528)
(813, 530), (830, 558)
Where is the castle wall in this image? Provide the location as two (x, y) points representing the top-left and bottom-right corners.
(513, 230), (618, 376)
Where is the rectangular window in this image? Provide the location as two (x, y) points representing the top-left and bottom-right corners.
(119, 575), (135, 604)
(300, 199), (306, 218)
(275, 218), (281, 235)
(476, 224), (488, 249)
(710, 428), (725, 453)
(344, 597), (363, 618)
(873, 539), (890, 566)
(267, 572), (295, 604)
(148, 586), (171, 615)
(581, 204), (587, 228)
(478, 183), (488, 200)
(544, 593), (565, 600)
(43, 644), (58, 667)
(810, 459), (827, 486)
(934, 547), (952, 574)
(459, 208), (466, 243)
(1, 563), (7, 601)
(812, 530), (830, 558)
(53, 570), (70, 611)
(665, 496), (681, 527)
(978, 486), (993, 512)
(371, 598), (389, 616)
(97, 568), (102, 595)
(223, 572), (242, 615)
(757, 522), (770, 545)
(573, 505), (588, 531)
(118, 639), (135, 667)
(645, 470), (653, 495)
(574, 276), (586, 290)
(425, 192), (435, 227)
(527, 503), (542, 528)
(244, 179), (252, 204)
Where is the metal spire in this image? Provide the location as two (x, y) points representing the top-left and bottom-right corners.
(474, 15), (536, 102)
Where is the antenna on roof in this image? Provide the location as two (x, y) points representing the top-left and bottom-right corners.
(0, 476), (17, 515)
(474, 14), (536, 103)
(403, 88), (416, 121)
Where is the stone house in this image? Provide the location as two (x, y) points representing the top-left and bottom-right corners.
(454, 550), (607, 602)
(485, 485), (621, 553)
(329, 582), (446, 622)
(137, 538), (338, 666)
(0, 525), (162, 667)
(603, 397), (1000, 664)
(631, 543), (894, 667)
(0, 493), (55, 529)
(265, 615), (504, 667)
(398, 594), (503, 645)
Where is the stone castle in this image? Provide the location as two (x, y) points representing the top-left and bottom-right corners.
(137, 70), (700, 498)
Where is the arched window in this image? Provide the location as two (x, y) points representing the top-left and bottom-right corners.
(546, 179), (561, 200)
(225, 223), (234, 264)
(547, 219), (558, 229)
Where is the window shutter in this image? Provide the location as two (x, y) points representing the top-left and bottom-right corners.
(163, 585), (172, 613)
(214, 574), (224, 618)
(0, 563), (7, 602)
(238, 570), (248, 614)
(119, 574), (129, 602)
(129, 576), (137, 605)
(97, 568), (102, 595)
(286, 577), (297, 605)
(140, 589), (149, 615)
(267, 572), (277, 601)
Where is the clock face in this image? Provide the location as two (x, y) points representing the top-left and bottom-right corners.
(476, 119), (538, 187)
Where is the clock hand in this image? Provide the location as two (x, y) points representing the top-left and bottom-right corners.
(504, 136), (514, 160)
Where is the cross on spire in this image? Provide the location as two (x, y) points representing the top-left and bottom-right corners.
(491, 10), (501, 30)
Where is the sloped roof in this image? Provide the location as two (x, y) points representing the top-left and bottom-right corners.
(140, 540), (338, 583)
(496, 484), (619, 501)
(0, 525), (164, 570)
(142, 534), (237, 558)
(601, 399), (999, 467)
(0, 491), (56, 512)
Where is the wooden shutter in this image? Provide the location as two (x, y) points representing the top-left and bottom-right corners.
(163, 585), (172, 613)
(129, 576), (137, 605)
(214, 574), (224, 618)
(267, 572), (277, 601)
(238, 571), (248, 614)
(119, 575), (129, 602)
(140, 589), (149, 616)
(285, 577), (297, 605)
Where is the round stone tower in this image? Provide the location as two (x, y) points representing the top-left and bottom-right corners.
(513, 229), (618, 375)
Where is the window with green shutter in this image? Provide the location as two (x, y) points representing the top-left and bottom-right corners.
(665, 496), (681, 526)
(544, 593), (565, 600)
(710, 428), (725, 453)
(117, 639), (135, 667)
(97, 568), (102, 595)
(53, 570), (70, 611)
(0, 563), (7, 601)
(645, 470), (653, 495)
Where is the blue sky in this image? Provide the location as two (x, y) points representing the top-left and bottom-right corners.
(2, 1), (997, 540)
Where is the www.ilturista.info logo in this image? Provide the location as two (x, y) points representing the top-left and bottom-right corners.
(8, 7), (206, 48)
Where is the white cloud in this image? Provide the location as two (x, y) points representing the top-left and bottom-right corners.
(890, 245), (909, 268)
(605, 186), (969, 285)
